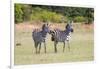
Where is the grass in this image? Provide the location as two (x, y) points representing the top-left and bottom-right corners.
(14, 23), (94, 65)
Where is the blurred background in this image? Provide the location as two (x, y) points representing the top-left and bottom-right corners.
(14, 3), (94, 24)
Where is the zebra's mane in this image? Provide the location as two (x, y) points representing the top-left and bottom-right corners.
(54, 28), (69, 35)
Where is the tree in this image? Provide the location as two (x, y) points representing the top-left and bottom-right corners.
(84, 8), (94, 24)
(15, 4), (23, 23)
(14, 4), (94, 24)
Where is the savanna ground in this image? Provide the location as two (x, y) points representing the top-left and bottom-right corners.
(14, 22), (94, 65)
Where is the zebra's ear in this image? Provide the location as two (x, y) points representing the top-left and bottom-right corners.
(70, 20), (73, 24)
(47, 23), (52, 29)
(46, 22), (51, 26)
(42, 24), (46, 30)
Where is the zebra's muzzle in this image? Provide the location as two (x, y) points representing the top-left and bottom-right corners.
(71, 28), (74, 32)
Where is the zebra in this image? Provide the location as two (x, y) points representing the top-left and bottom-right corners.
(32, 23), (50, 54)
(50, 22), (74, 53)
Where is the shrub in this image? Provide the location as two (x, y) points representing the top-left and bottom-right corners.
(30, 9), (64, 23)
(15, 4), (24, 23)
(74, 16), (86, 22)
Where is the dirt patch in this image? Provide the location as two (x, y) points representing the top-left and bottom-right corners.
(15, 22), (94, 31)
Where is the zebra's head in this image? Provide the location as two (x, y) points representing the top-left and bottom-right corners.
(42, 23), (50, 33)
(65, 21), (74, 33)
(49, 30), (55, 41)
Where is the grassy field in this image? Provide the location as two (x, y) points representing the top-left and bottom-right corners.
(14, 23), (94, 65)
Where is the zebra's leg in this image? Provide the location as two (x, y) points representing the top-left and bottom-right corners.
(38, 43), (41, 54)
(34, 43), (38, 54)
(44, 41), (46, 53)
(63, 41), (65, 52)
(54, 41), (57, 53)
(67, 40), (70, 51)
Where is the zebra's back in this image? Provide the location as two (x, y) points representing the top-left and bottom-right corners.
(32, 31), (45, 43)
(51, 29), (68, 42)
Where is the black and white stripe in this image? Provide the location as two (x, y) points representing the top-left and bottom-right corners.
(32, 24), (50, 54)
(50, 23), (73, 53)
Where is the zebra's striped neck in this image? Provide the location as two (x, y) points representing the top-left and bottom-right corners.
(65, 29), (70, 35)
(41, 30), (47, 37)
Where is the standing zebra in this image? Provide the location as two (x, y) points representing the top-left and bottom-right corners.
(50, 22), (74, 53)
(32, 24), (50, 54)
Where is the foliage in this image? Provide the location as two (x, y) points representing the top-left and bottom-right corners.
(21, 4), (32, 21)
(74, 16), (86, 22)
(15, 4), (23, 23)
(30, 7), (65, 23)
(14, 4), (94, 24)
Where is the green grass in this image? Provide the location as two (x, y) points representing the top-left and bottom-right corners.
(14, 24), (94, 65)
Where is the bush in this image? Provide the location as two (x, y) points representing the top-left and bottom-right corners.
(15, 4), (24, 23)
(30, 9), (64, 23)
(74, 16), (86, 22)
(15, 4), (94, 24)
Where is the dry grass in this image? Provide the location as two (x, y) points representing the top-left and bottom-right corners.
(14, 23), (94, 65)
